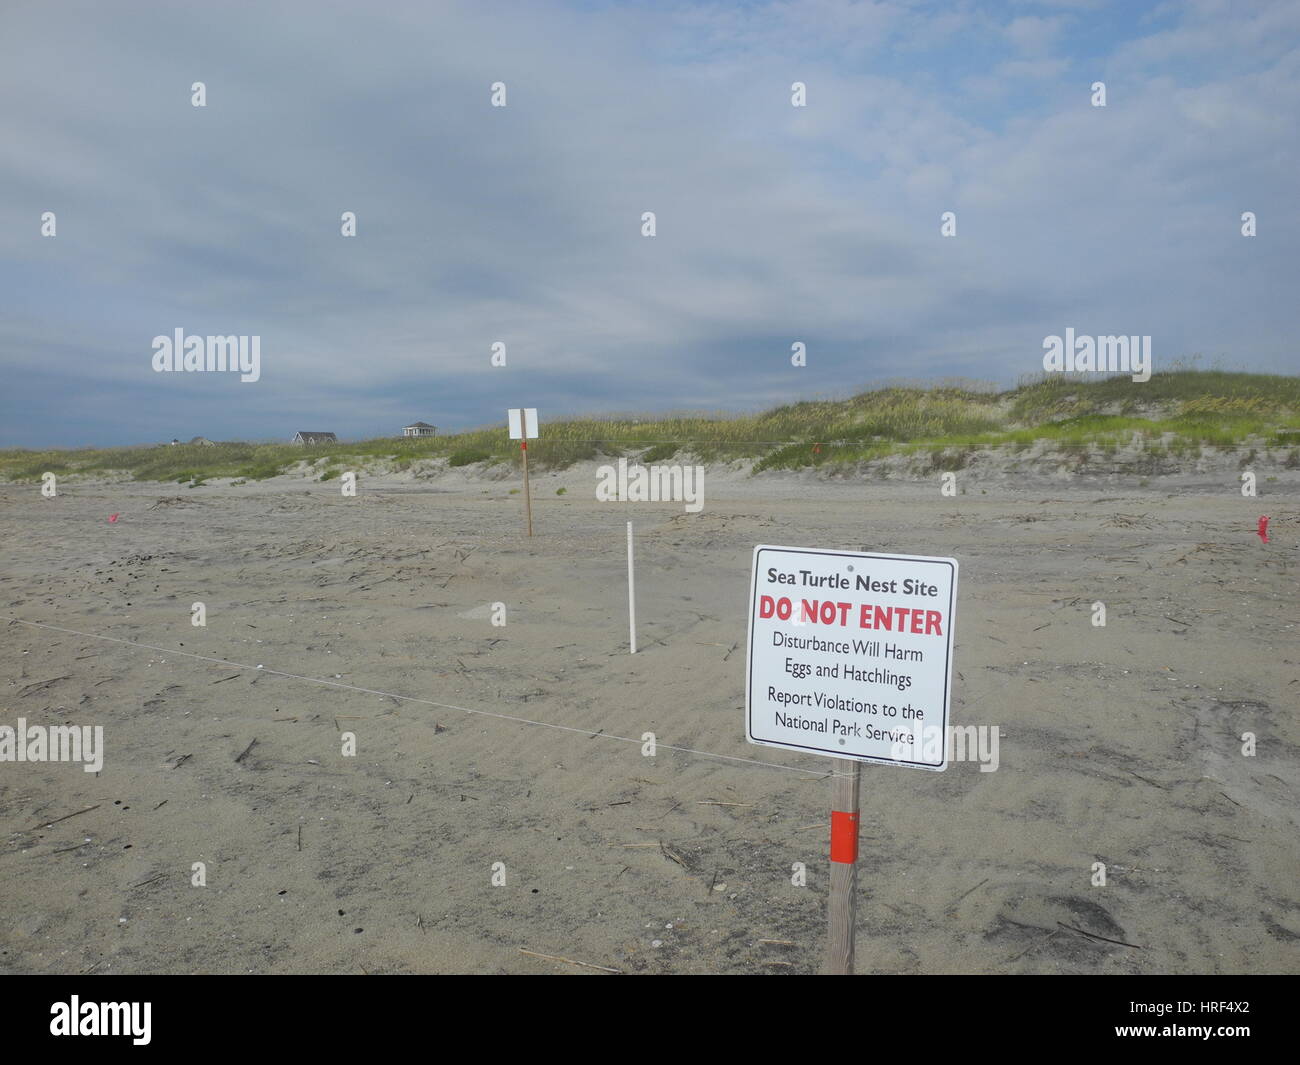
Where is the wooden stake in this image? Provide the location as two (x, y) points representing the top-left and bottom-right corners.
(627, 521), (636, 654)
(824, 758), (861, 974)
(521, 439), (533, 537)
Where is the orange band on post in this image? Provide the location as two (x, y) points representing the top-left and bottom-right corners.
(830, 810), (859, 863)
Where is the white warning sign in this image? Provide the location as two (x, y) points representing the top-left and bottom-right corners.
(745, 545), (958, 770)
(508, 408), (538, 440)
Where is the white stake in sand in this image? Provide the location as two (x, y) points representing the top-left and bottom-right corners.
(627, 521), (637, 654)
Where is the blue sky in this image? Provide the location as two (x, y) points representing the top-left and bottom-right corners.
(2, 0), (1296, 447)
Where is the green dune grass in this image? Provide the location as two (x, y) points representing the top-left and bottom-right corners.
(4, 370), (1298, 483)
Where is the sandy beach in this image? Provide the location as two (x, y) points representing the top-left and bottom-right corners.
(2, 464), (1297, 974)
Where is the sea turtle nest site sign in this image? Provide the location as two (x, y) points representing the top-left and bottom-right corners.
(746, 546), (958, 770)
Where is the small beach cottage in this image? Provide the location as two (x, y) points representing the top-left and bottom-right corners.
(401, 421), (437, 438)
(292, 431), (338, 445)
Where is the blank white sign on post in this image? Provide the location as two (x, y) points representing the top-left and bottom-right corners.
(508, 408), (538, 440)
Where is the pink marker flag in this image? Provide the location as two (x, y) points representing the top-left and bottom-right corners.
(108, 513), (119, 523)
(1257, 516), (1269, 543)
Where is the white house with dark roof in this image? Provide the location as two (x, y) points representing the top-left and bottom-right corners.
(401, 421), (437, 438)
(292, 431), (337, 445)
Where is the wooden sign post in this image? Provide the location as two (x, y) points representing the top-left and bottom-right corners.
(507, 408), (538, 537)
(825, 758), (861, 974)
(520, 438), (533, 537)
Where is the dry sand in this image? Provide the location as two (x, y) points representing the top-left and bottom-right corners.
(1, 462), (1297, 974)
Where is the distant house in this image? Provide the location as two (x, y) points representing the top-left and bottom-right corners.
(402, 421), (437, 438)
(292, 431), (338, 445)
(190, 436), (215, 446)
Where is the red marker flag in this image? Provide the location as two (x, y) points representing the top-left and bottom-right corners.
(1257, 515), (1269, 543)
